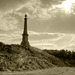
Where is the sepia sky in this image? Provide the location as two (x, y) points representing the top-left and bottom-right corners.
(0, 0), (75, 50)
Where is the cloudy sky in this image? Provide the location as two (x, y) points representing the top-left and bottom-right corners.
(0, 0), (75, 51)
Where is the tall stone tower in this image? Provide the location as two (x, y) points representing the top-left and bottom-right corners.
(21, 14), (30, 48)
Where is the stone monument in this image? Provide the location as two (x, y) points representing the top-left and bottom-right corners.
(21, 14), (30, 49)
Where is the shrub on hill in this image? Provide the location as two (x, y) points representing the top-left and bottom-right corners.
(43, 49), (75, 66)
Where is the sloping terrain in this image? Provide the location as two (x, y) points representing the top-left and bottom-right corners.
(0, 67), (75, 75)
(0, 42), (69, 71)
(42, 49), (75, 67)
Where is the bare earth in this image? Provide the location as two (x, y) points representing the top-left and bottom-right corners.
(0, 67), (75, 75)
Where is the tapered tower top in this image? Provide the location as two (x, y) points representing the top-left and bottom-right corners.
(25, 14), (27, 18)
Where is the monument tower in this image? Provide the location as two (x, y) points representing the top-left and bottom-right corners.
(21, 14), (30, 48)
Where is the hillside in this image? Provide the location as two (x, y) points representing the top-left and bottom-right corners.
(0, 67), (75, 75)
(43, 49), (75, 67)
(0, 42), (69, 71)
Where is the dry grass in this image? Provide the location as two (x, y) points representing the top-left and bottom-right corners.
(0, 67), (75, 75)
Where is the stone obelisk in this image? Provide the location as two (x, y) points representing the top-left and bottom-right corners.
(21, 14), (30, 49)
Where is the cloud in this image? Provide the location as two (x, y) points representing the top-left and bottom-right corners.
(65, 44), (75, 51)
(5, 0), (74, 21)
(11, 31), (65, 41)
(14, 0), (75, 20)
(29, 31), (66, 49)
(31, 43), (57, 49)
(28, 31), (65, 41)
(0, 12), (9, 31)
(54, 34), (75, 49)
(28, 31), (40, 35)
(0, 30), (22, 44)
(0, 0), (75, 50)
(0, 29), (75, 50)
(0, 12), (18, 31)
(29, 31), (75, 50)
(13, 0), (58, 19)
(49, 13), (75, 33)
(0, 0), (74, 33)
(40, 0), (65, 5)
(57, 0), (75, 14)
(0, 0), (75, 19)
(0, 0), (28, 12)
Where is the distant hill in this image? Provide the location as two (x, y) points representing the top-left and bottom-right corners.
(0, 42), (70, 71)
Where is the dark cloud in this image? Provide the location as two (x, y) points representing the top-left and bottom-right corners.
(26, 11), (75, 33)
(50, 13), (75, 33)
(40, 0), (65, 7)
(0, 0), (28, 12)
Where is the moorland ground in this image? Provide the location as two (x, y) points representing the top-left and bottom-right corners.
(0, 67), (75, 75)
